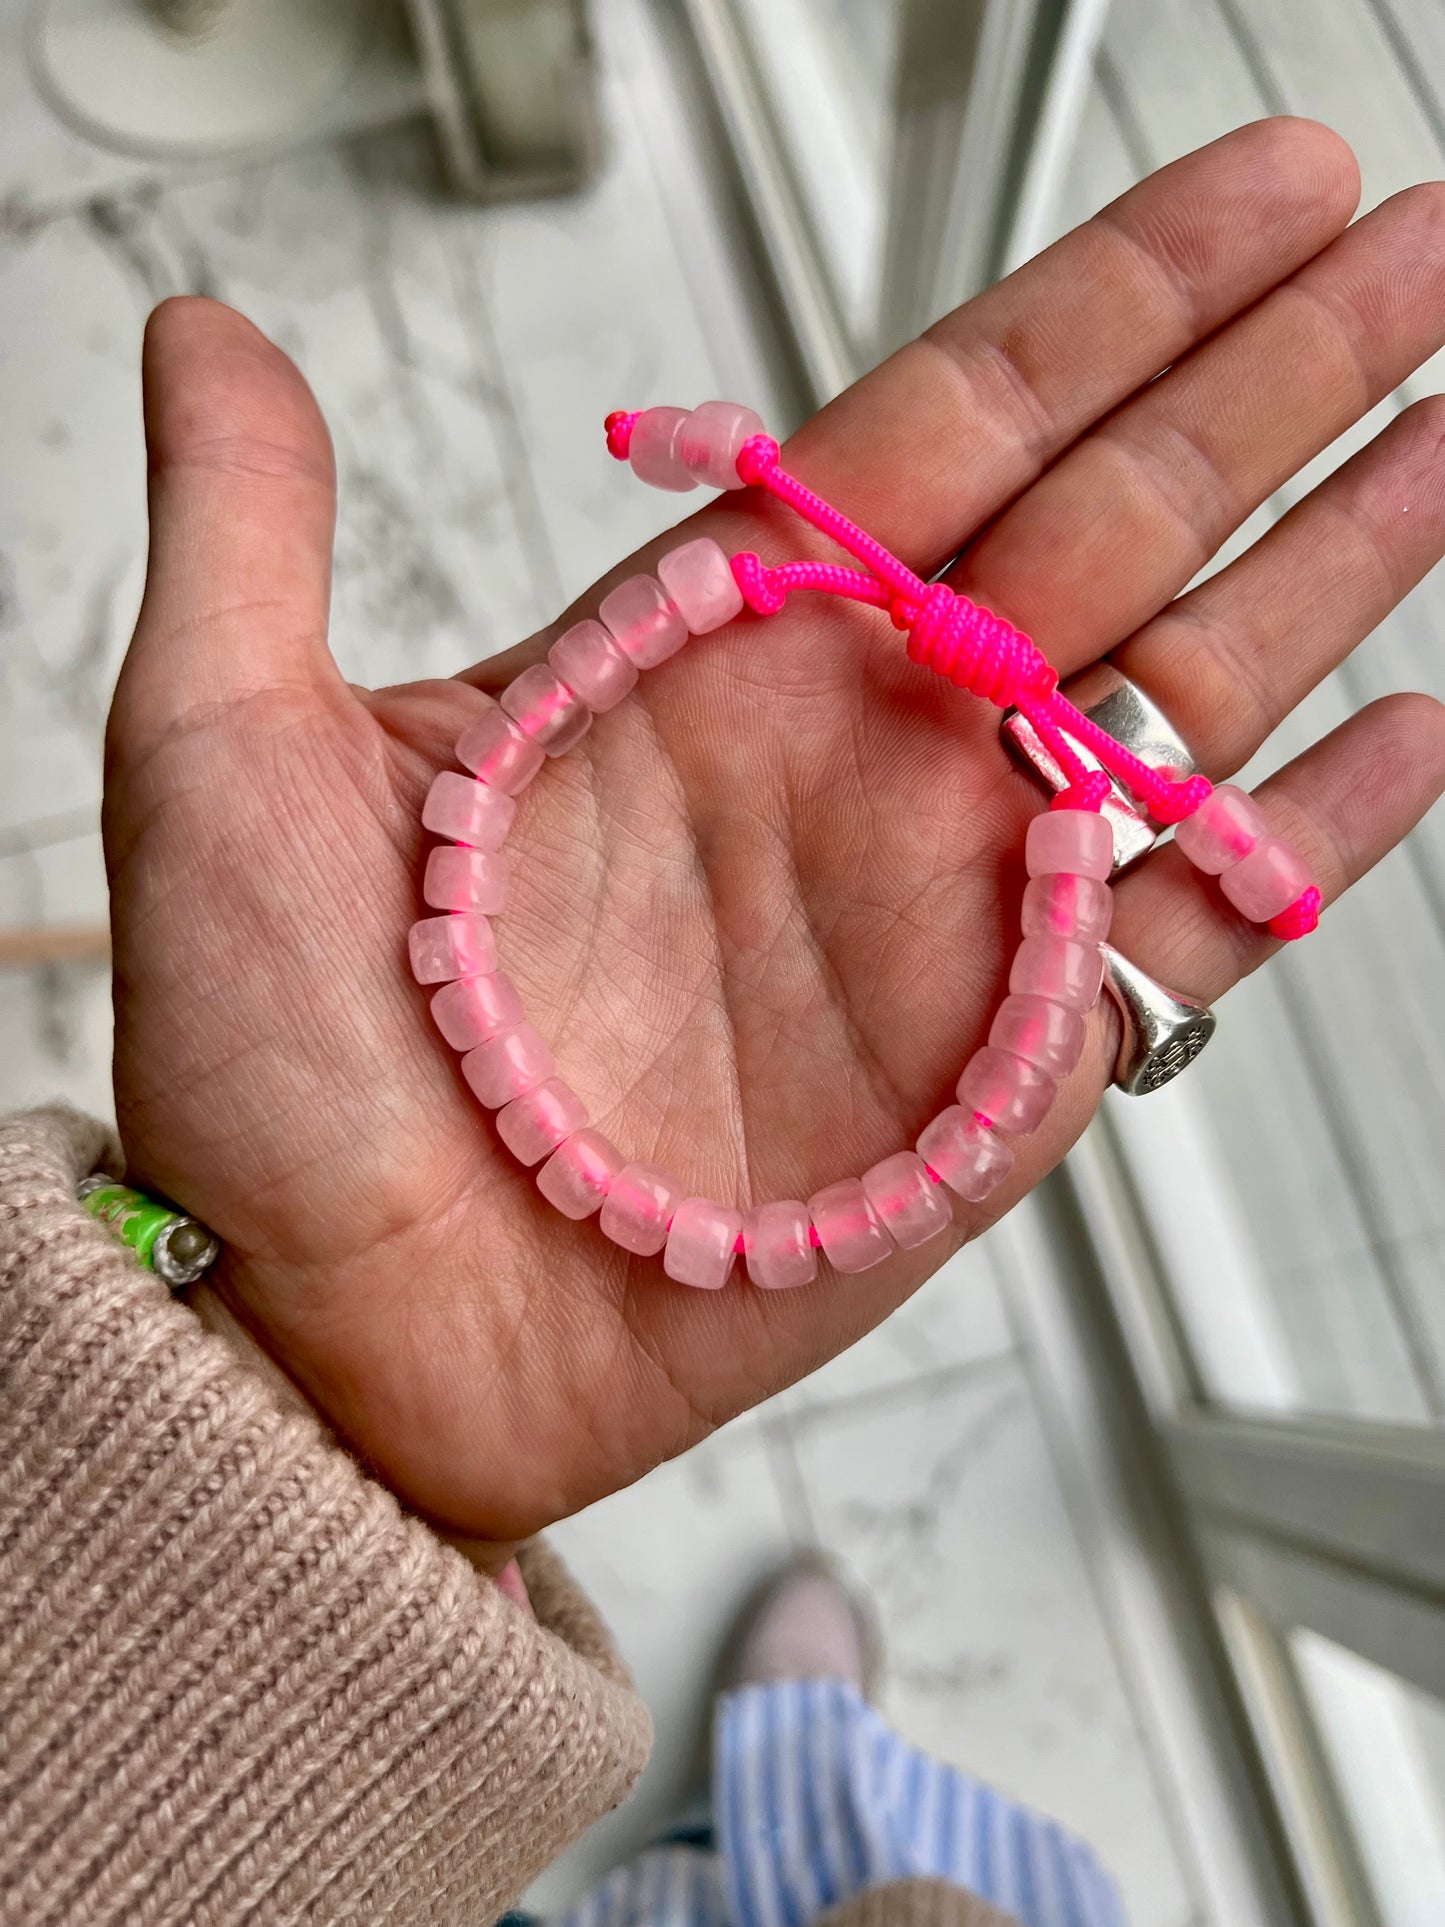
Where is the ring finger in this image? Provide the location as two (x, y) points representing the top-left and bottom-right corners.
(1107, 396), (1445, 777)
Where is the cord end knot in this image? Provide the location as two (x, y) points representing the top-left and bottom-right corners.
(736, 433), (781, 486)
(1269, 884), (1321, 941)
(1148, 773), (1214, 825)
(604, 410), (638, 460)
(730, 550), (786, 614)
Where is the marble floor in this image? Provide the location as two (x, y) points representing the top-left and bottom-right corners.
(0, 4), (1208, 1922)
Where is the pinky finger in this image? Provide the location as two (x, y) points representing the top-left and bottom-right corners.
(1109, 692), (1445, 1003)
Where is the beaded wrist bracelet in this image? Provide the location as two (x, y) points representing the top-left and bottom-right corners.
(408, 402), (1320, 1290)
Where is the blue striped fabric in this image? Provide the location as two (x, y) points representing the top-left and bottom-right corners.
(550, 1678), (1124, 1927)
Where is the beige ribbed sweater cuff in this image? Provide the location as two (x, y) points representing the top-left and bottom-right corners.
(0, 1106), (651, 1925)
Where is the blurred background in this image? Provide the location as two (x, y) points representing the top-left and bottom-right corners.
(2, 2), (1444, 1922)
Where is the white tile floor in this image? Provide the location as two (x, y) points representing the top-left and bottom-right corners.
(0, 5), (1203, 1921)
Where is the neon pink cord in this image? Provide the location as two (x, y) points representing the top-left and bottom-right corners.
(605, 415), (1319, 938)
(731, 434), (1213, 824)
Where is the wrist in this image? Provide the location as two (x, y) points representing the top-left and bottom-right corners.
(194, 1269), (522, 1580)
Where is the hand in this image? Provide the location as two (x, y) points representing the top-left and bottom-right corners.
(106, 121), (1445, 1545)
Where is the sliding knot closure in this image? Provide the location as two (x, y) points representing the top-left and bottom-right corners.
(895, 583), (1057, 708)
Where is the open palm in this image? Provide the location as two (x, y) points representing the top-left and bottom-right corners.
(106, 122), (1445, 1545)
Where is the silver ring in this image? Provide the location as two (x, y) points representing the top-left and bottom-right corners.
(1001, 666), (1216, 1096)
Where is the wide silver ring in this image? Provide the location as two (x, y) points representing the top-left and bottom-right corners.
(1001, 666), (1217, 1096)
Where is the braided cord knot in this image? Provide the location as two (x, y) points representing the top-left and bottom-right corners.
(895, 583), (1057, 708)
(1269, 884), (1322, 941)
(736, 433), (782, 486)
(604, 410), (639, 460)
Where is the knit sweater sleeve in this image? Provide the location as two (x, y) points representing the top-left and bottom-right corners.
(0, 1106), (651, 1926)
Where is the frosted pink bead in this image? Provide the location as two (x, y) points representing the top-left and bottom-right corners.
(656, 537), (744, 634)
(599, 574), (688, 670)
(455, 704), (545, 795)
(860, 1151), (951, 1251)
(424, 846), (509, 914)
(807, 1178), (895, 1274)
(957, 1047), (1055, 1135)
(1025, 810), (1113, 881)
(742, 1199), (817, 1291)
(461, 1023), (554, 1108)
(1174, 783), (1266, 874)
(1220, 835), (1314, 921)
(548, 618), (638, 712)
(628, 405), (697, 491)
(496, 1077), (588, 1166)
(989, 993), (1085, 1079)
(1009, 935), (1104, 1011)
(500, 664), (591, 754)
(916, 1106), (1014, 1203)
(422, 771), (516, 849)
(1021, 873), (1112, 944)
(536, 1129), (624, 1219)
(430, 971), (524, 1050)
(408, 912), (497, 985)
(599, 1162), (685, 1257)
(679, 400), (765, 490)
(664, 1197), (743, 1290)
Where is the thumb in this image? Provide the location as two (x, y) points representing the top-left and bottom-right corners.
(110, 297), (342, 760)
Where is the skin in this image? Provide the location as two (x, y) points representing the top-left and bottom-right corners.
(105, 121), (1445, 1556)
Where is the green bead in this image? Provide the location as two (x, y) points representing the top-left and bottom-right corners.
(80, 1181), (219, 1289)
(81, 1183), (174, 1267)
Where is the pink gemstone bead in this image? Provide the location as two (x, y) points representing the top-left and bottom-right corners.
(422, 771), (516, 849)
(742, 1199), (817, 1291)
(496, 1077), (588, 1166)
(424, 846), (509, 914)
(408, 912), (497, 985)
(860, 1151), (951, 1251)
(599, 574), (688, 670)
(628, 406), (697, 492)
(1220, 835), (1314, 922)
(989, 992), (1086, 1079)
(500, 664), (591, 755)
(536, 1129), (624, 1219)
(664, 1197), (743, 1290)
(807, 1178), (895, 1274)
(455, 704), (545, 795)
(656, 537), (744, 634)
(430, 971), (525, 1050)
(957, 1047), (1055, 1135)
(1009, 935), (1105, 1011)
(1021, 873), (1112, 944)
(1174, 783), (1266, 874)
(1025, 810), (1114, 881)
(916, 1106), (1014, 1203)
(548, 618), (638, 713)
(599, 1162), (685, 1257)
(461, 1023), (554, 1108)
(679, 400), (765, 490)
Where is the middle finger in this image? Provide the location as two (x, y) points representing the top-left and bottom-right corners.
(942, 183), (1445, 675)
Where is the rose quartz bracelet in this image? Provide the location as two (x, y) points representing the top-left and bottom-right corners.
(409, 402), (1322, 1291)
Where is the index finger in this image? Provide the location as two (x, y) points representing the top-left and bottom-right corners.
(747, 117), (1361, 580)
